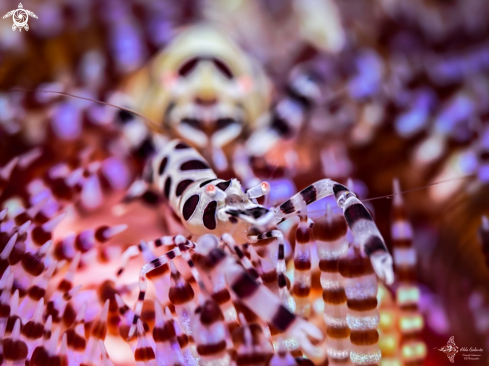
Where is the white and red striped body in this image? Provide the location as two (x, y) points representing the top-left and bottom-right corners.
(149, 139), (270, 243)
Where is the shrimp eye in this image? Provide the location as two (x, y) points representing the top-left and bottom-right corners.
(206, 184), (216, 195)
(260, 182), (270, 195)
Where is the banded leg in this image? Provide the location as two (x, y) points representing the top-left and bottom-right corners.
(277, 241), (295, 312)
(275, 179), (339, 218)
(200, 234), (240, 330)
(176, 246), (207, 293)
(116, 235), (194, 277)
(248, 229), (286, 286)
(246, 236), (280, 291)
(250, 229), (285, 293)
(119, 241), (171, 306)
(270, 240), (303, 359)
(251, 229), (285, 245)
(275, 180), (394, 285)
(128, 240), (196, 339)
(221, 233), (261, 282)
(204, 247), (323, 359)
(334, 185), (394, 284)
(152, 234), (208, 293)
(248, 246), (278, 293)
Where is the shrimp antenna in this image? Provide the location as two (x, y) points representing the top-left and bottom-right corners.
(10, 88), (162, 131)
(361, 174), (475, 203)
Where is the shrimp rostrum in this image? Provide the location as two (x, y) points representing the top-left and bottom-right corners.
(126, 139), (394, 358)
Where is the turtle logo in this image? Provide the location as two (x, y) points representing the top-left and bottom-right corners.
(435, 336), (459, 363)
(3, 3), (38, 32)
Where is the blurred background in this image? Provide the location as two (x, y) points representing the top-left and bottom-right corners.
(1, 0), (489, 365)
